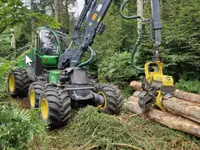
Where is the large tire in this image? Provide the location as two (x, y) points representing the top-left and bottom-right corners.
(96, 84), (123, 115)
(39, 85), (71, 128)
(28, 81), (45, 109)
(8, 69), (29, 97)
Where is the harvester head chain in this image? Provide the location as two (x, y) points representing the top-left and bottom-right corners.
(138, 87), (158, 113)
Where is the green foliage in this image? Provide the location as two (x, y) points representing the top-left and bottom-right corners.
(176, 79), (200, 94)
(0, 103), (47, 150)
(49, 106), (200, 150)
(0, 58), (14, 92)
(0, 0), (29, 33)
(98, 51), (139, 87)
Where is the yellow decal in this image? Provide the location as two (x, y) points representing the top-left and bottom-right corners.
(44, 58), (48, 63)
(92, 13), (97, 21)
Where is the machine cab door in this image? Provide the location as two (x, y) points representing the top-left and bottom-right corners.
(37, 29), (59, 67)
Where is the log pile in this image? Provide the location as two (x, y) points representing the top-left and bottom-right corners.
(125, 81), (200, 138)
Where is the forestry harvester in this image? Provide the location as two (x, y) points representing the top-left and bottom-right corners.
(7, 0), (123, 128)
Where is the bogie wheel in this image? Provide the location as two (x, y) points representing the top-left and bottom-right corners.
(28, 81), (45, 109)
(39, 85), (71, 128)
(8, 69), (29, 97)
(96, 84), (123, 115)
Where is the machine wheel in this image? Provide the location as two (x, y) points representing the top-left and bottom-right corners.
(28, 81), (45, 109)
(39, 85), (71, 128)
(8, 69), (29, 97)
(96, 84), (123, 115)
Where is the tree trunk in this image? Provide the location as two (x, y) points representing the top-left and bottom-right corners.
(130, 81), (200, 104)
(137, 0), (143, 34)
(10, 28), (16, 49)
(61, 0), (69, 28)
(31, 19), (36, 47)
(125, 96), (200, 138)
(31, 0), (36, 47)
(54, 0), (61, 22)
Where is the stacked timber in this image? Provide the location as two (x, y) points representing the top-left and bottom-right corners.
(125, 81), (200, 138)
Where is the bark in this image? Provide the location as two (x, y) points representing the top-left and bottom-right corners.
(31, 0), (36, 47)
(175, 89), (200, 104)
(54, 0), (61, 22)
(61, 0), (70, 28)
(137, 0), (143, 34)
(130, 81), (200, 104)
(162, 97), (200, 124)
(125, 96), (200, 138)
(10, 28), (16, 49)
(31, 19), (36, 47)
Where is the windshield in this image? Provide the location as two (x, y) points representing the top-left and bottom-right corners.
(40, 30), (58, 55)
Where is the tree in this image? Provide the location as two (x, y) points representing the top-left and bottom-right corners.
(0, 0), (30, 34)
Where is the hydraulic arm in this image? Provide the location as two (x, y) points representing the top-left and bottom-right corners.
(58, 0), (111, 68)
(120, 0), (175, 112)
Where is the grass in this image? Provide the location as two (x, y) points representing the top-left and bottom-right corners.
(48, 106), (200, 150)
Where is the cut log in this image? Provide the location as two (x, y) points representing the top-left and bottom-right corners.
(175, 90), (200, 104)
(125, 96), (200, 138)
(130, 81), (142, 91)
(133, 91), (200, 124)
(162, 98), (200, 124)
(130, 81), (200, 104)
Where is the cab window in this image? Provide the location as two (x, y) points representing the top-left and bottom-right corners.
(39, 30), (58, 55)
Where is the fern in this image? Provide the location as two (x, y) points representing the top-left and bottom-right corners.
(0, 103), (47, 150)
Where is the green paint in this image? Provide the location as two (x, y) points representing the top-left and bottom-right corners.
(49, 70), (61, 84)
(16, 48), (36, 69)
(40, 55), (59, 67)
(97, 16), (102, 22)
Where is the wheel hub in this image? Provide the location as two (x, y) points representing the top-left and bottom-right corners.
(9, 74), (15, 92)
(41, 98), (49, 120)
(30, 89), (36, 108)
(97, 92), (107, 110)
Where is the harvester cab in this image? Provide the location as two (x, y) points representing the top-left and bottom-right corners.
(35, 27), (70, 74)
(8, 0), (123, 128)
(120, 0), (175, 112)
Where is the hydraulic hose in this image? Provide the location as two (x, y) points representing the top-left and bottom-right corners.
(120, 0), (141, 20)
(131, 23), (145, 71)
(78, 46), (96, 67)
(120, 0), (145, 71)
(73, 39), (96, 68)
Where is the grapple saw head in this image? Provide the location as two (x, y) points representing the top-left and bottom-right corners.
(138, 61), (175, 112)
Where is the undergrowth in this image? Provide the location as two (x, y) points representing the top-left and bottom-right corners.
(176, 79), (200, 94)
(49, 106), (200, 150)
(0, 102), (48, 150)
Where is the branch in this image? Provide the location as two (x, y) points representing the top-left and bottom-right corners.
(112, 143), (142, 150)
(78, 125), (99, 150)
(87, 145), (100, 150)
